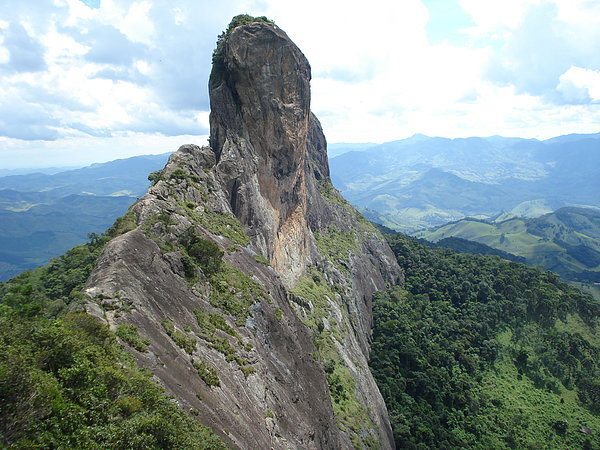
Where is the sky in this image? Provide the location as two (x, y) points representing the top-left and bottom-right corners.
(1, 0), (600, 168)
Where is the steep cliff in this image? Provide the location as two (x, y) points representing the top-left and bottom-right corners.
(84, 17), (402, 448)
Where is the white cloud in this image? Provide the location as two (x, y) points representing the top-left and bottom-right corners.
(120, 0), (155, 45)
(0, 0), (230, 145)
(458, 0), (600, 101)
(135, 59), (150, 75)
(459, 0), (540, 36)
(552, 0), (600, 25)
(262, 0), (429, 81)
(557, 66), (600, 103)
(0, 0), (599, 168)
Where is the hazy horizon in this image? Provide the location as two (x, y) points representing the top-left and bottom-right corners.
(3, 129), (599, 171)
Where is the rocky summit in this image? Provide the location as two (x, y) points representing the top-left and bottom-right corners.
(84, 17), (401, 448)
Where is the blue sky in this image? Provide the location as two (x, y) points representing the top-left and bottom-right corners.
(1, 0), (599, 168)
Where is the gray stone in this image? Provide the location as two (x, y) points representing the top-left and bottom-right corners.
(85, 19), (402, 449)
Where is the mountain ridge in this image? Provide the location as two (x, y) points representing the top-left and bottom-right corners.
(81, 17), (401, 448)
(330, 132), (600, 231)
(0, 153), (170, 281)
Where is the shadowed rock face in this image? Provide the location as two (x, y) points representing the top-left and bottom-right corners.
(85, 19), (402, 449)
(209, 23), (314, 284)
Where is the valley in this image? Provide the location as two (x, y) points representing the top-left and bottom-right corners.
(330, 133), (600, 231)
(0, 153), (169, 280)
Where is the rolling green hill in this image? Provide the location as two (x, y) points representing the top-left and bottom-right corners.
(417, 207), (600, 298)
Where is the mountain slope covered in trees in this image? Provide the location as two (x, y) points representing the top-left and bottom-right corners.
(371, 232), (600, 448)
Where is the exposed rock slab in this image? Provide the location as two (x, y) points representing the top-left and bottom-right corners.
(85, 18), (402, 449)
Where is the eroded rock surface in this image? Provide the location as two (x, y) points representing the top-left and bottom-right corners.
(85, 18), (402, 449)
(210, 22), (313, 285)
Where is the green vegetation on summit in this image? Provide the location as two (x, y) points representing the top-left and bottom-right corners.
(371, 231), (600, 449)
(212, 14), (275, 65)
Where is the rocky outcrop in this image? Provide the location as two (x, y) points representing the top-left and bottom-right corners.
(85, 17), (402, 449)
(209, 22), (313, 285)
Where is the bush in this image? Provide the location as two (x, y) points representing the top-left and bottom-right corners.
(0, 310), (224, 448)
(187, 236), (223, 276)
(193, 360), (220, 387)
(182, 255), (197, 279)
(115, 324), (149, 352)
(170, 168), (187, 180)
(212, 15), (276, 65)
(147, 170), (163, 184)
(162, 319), (197, 354)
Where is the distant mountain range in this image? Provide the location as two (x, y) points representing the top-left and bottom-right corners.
(0, 153), (170, 280)
(329, 132), (600, 231)
(3, 131), (600, 282)
(0, 166), (80, 177)
(417, 206), (600, 299)
(327, 142), (377, 158)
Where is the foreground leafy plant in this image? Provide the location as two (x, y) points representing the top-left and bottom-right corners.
(0, 309), (224, 449)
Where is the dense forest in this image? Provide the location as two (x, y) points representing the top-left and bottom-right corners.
(371, 232), (600, 448)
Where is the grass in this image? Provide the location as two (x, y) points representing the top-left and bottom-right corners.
(290, 270), (335, 331)
(161, 319), (197, 354)
(115, 324), (149, 352)
(104, 209), (138, 238)
(326, 364), (374, 436)
(291, 270), (375, 444)
(423, 219), (497, 242)
(195, 309), (240, 340)
(470, 357), (600, 449)
(194, 308), (255, 377)
(140, 211), (176, 253)
(254, 253), (270, 266)
(208, 265), (266, 325)
(188, 209), (250, 246)
(318, 179), (351, 209)
(240, 365), (256, 378)
(193, 359), (220, 387)
(555, 313), (600, 347)
(314, 227), (357, 273)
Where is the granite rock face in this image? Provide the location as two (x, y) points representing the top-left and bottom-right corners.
(85, 19), (402, 449)
(210, 22), (313, 285)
